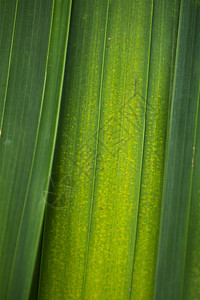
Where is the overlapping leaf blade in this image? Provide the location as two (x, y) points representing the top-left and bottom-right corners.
(0, 0), (72, 299)
(155, 1), (200, 299)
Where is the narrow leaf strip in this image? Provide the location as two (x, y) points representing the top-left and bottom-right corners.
(130, 1), (180, 299)
(0, 0), (18, 131)
(0, 0), (72, 299)
(154, 1), (200, 299)
(183, 4), (200, 297)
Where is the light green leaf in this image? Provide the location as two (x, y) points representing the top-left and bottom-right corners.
(131, 1), (180, 299)
(38, 1), (180, 299)
(39, 0), (153, 298)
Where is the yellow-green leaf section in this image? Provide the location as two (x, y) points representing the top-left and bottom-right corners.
(130, 1), (180, 299)
(39, 0), (151, 298)
(39, 0), (180, 299)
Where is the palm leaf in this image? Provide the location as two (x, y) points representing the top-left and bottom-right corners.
(1, 0), (200, 299)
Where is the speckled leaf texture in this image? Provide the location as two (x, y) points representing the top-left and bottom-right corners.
(38, 1), (189, 299)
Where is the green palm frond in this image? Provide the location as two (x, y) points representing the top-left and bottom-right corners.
(0, 1), (200, 299)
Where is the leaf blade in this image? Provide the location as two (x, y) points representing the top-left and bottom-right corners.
(38, 1), (157, 299)
(130, 1), (180, 299)
(0, 0), (72, 298)
(154, 1), (200, 299)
